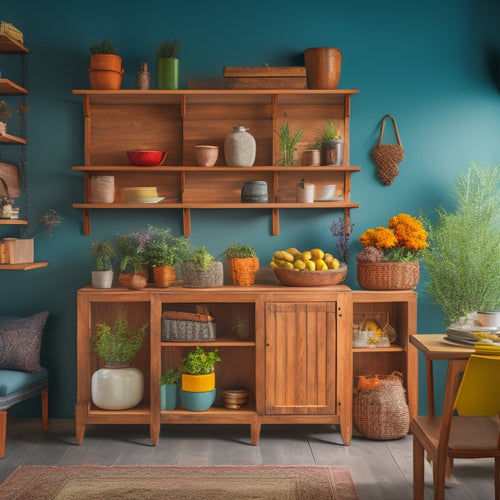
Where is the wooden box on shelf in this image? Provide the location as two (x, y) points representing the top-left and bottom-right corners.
(0, 237), (34, 264)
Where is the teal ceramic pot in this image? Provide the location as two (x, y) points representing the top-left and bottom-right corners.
(161, 384), (180, 410)
(157, 57), (179, 90)
(180, 388), (216, 411)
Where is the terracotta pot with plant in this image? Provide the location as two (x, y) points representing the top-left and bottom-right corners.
(180, 246), (223, 288)
(155, 37), (182, 90)
(91, 315), (148, 410)
(224, 244), (259, 286)
(179, 346), (221, 411)
(89, 240), (115, 289)
(355, 213), (428, 290)
(116, 233), (149, 289)
(88, 38), (123, 90)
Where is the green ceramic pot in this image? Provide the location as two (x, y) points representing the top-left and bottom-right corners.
(157, 58), (179, 90)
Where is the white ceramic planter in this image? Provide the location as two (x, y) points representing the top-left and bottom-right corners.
(91, 363), (144, 410)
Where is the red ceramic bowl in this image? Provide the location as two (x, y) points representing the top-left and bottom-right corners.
(126, 150), (167, 166)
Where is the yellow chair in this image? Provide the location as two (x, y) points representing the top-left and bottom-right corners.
(411, 354), (500, 500)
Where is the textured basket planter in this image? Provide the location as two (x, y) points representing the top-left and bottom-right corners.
(180, 260), (223, 288)
(153, 265), (176, 287)
(357, 261), (419, 290)
(228, 257), (259, 286)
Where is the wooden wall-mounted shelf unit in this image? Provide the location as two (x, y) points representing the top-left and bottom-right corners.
(72, 89), (360, 236)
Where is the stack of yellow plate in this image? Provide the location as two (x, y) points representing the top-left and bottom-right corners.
(122, 187), (163, 203)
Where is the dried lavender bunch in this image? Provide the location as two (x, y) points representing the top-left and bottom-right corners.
(328, 217), (354, 263)
(25, 209), (62, 238)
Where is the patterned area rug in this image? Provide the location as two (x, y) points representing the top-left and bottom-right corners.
(0, 465), (360, 499)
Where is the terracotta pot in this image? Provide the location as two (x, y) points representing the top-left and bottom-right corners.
(228, 257), (259, 286)
(118, 269), (149, 289)
(89, 54), (122, 72)
(194, 145), (219, 167)
(88, 68), (124, 90)
(304, 47), (342, 89)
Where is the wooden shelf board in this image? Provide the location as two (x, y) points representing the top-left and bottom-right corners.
(161, 405), (257, 424)
(353, 344), (405, 353)
(73, 202), (360, 209)
(161, 338), (255, 347)
(72, 165), (362, 173)
(0, 262), (48, 270)
(0, 219), (28, 225)
(0, 35), (29, 53)
(0, 78), (27, 94)
(0, 132), (27, 144)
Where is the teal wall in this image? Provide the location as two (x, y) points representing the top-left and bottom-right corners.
(2, 0), (499, 418)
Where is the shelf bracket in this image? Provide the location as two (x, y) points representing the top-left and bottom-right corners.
(272, 208), (280, 236)
(82, 208), (91, 236)
(183, 208), (191, 236)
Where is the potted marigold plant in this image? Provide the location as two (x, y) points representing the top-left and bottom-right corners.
(355, 213), (428, 290)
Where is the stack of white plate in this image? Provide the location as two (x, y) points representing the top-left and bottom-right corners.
(122, 187), (164, 203)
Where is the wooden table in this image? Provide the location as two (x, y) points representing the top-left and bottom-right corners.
(409, 334), (474, 416)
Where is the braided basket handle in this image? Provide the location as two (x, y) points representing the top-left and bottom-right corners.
(378, 114), (402, 146)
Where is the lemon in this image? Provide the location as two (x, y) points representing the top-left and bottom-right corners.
(269, 261), (278, 269)
(305, 260), (316, 271)
(283, 261), (294, 270)
(294, 259), (306, 270)
(314, 259), (328, 271)
(328, 258), (340, 270)
(323, 253), (334, 264)
(310, 248), (324, 260)
(301, 250), (312, 261)
(286, 247), (302, 259)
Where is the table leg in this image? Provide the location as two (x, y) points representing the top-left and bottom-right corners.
(426, 359), (435, 417)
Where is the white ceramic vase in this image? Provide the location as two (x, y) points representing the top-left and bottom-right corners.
(91, 363), (144, 410)
(224, 126), (256, 167)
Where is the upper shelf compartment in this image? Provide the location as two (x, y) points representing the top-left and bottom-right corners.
(72, 89), (360, 236)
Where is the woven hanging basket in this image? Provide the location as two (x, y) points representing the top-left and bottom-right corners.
(357, 261), (419, 290)
(353, 372), (410, 440)
(228, 257), (259, 286)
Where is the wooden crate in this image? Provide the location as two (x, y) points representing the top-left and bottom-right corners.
(224, 66), (307, 89)
(0, 238), (34, 264)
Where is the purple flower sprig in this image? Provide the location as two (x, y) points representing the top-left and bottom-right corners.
(328, 217), (354, 264)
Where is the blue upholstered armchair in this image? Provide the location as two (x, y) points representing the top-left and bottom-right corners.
(0, 312), (49, 457)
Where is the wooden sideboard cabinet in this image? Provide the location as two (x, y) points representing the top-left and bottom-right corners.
(75, 285), (417, 446)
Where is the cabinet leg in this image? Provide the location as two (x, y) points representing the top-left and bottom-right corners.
(150, 422), (160, 446)
(74, 403), (86, 445)
(41, 389), (48, 433)
(340, 422), (352, 446)
(250, 421), (261, 446)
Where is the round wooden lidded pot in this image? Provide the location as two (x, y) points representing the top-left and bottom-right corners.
(303, 47), (342, 89)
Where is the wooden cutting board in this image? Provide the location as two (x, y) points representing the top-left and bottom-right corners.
(0, 162), (20, 197)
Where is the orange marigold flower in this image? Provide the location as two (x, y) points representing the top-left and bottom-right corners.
(359, 227), (397, 249)
(388, 213), (428, 251)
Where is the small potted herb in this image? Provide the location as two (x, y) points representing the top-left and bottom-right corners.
(178, 346), (221, 411)
(160, 367), (181, 410)
(116, 232), (149, 289)
(181, 246), (223, 288)
(88, 38), (123, 89)
(91, 316), (148, 410)
(89, 240), (115, 289)
(155, 37), (182, 90)
(315, 120), (343, 166)
(275, 119), (304, 167)
(224, 244), (259, 286)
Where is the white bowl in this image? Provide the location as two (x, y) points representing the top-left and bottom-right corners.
(477, 311), (500, 328)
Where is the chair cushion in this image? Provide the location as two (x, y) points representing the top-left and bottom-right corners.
(0, 367), (49, 397)
(0, 312), (49, 372)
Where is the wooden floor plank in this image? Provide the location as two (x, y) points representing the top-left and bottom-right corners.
(0, 419), (495, 499)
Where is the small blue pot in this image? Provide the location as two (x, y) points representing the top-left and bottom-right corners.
(161, 384), (180, 410)
(180, 388), (216, 411)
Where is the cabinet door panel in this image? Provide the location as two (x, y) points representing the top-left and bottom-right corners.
(265, 302), (336, 414)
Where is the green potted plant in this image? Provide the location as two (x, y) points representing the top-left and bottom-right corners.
(144, 225), (192, 287)
(275, 119), (304, 167)
(155, 37), (182, 90)
(160, 367), (181, 410)
(180, 245), (223, 288)
(421, 163), (500, 327)
(89, 240), (115, 289)
(179, 346), (221, 411)
(91, 315), (148, 410)
(0, 100), (29, 135)
(314, 120), (343, 166)
(224, 244), (259, 286)
(88, 38), (123, 90)
(116, 232), (149, 289)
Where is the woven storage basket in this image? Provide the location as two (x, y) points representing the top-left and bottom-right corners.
(357, 261), (419, 290)
(180, 260), (223, 288)
(353, 372), (410, 440)
(153, 265), (176, 288)
(161, 310), (216, 342)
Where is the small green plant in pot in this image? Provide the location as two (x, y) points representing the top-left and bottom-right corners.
(179, 346), (221, 411)
(89, 240), (115, 288)
(224, 244), (259, 286)
(88, 38), (123, 89)
(116, 232), (149, 289)
(181, 246), (223, 288)
(160, 367), (181, 410)
(315, 120), (343, 166)
(155, 37), (182, 90)
(91, 316), (148, 410)
(275, 119), (304, 167)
